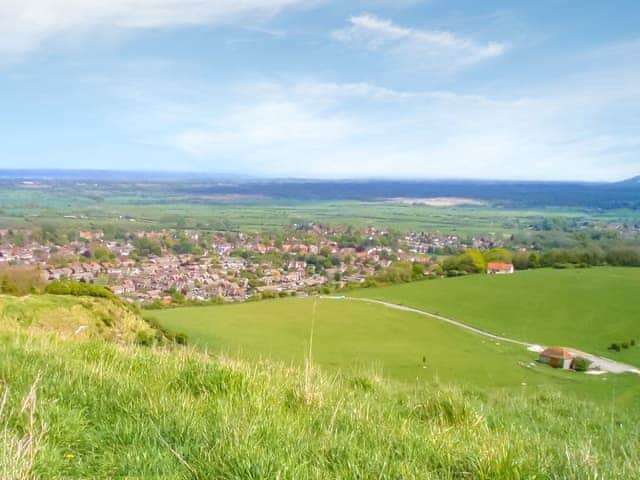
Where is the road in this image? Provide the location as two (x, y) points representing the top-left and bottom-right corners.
(322, 296), (640, 375)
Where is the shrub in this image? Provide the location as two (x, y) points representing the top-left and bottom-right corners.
(621, 342), (629, 349)
(261, 290), (277, 300)
(572, 357), (591, 372)
(609, 343), (621, 352)
(172, 332), (189, 345)
(45, 280), (116, 300)
(135, 331), (154, 347)
(631, 339), (636, 347)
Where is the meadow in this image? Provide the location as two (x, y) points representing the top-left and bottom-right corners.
(351, 267), (640, 366)
(154, 283), (640, 407)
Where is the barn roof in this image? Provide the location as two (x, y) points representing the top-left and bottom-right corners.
(487, 262), (513, 270)
(540, 347), (573, 360)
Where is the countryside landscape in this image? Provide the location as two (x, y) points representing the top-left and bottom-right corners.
(2, 1), (640, 478)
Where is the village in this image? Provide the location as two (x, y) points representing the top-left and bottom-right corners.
(0, 225), (495, 305)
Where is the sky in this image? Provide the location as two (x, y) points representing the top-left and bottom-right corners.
(1, 0), (639, 181)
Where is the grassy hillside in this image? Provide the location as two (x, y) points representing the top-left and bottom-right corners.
(0, 294), (155, 343)
(2, 322), (640, 478)
(155, 297), (640, 406)
(351, 267), (640, 365)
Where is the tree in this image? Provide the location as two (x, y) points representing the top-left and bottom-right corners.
(411, 262), (425, 279)
(459, 249), (486, 273)
(93, 246), (113, 262)
(483, 248), (513, 264)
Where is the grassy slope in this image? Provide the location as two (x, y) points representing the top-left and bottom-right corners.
(350, 267), (640, 365)
(1, 294), (639, 478)
(154, 297), (639, 406)
(0, 294), (154, 343)
(2, 328), (639, 478)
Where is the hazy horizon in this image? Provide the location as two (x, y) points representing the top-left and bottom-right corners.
(0, 167), (637, 185)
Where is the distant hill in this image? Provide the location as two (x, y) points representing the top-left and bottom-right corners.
(618, 175), (640, 186)
(1, 169), (640, 208)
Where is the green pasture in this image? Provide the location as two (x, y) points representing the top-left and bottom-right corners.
(352, 267), (640, 366)
(154, 295), (639, 406)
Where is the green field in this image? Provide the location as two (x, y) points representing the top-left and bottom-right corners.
(155, 275), (640, 406)
(1, 182), (638, 234)
(156, 298), (534, 385)
(352, 267), (640, 366)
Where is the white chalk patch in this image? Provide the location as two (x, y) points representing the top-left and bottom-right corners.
(74, 325), (89, 335)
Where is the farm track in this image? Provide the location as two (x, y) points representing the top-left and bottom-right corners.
(322, 296), (640, 375)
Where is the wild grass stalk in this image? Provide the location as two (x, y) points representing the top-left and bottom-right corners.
(1, 374), (45, 480)
(303, 296), (318, 405)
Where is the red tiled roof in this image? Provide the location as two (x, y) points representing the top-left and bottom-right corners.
(540, 347), (573, 360)
(487, 262), (513, 270)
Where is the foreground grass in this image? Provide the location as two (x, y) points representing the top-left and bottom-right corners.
(2, 329), (640, 479)
(352, 267), (640, 366)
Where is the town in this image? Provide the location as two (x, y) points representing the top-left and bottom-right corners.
(0, 224), (507, 305)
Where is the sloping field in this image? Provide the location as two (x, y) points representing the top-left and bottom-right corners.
(154, 296), (639, 404)
(351, 267), (640, 366)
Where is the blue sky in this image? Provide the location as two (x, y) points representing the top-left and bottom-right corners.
(1, 0), (639, 180)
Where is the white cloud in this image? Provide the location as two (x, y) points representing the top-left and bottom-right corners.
(161, 78), (638, 180)
(0, 0), (311, 57)
(175, 99), (354, 156)
(332, 13), (509, 70)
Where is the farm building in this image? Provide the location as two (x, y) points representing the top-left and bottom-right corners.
(486, 262), (514, 274)
(539, 347), (574, 369)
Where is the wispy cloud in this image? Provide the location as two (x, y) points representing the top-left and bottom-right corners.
(332, 13), (509, 70)
(148, 78), (635, 180)
(0, 0), (312, 58)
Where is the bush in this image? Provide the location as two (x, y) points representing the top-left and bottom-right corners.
(141, 315), (188, 346)
(621, 342), (629, 349)
(572, 357), (591, 372)
(631, 339), (636, 347)
(609, 343), (621, 352)
(45, 280), (116, 300)
(172, 332), (189, 345)
(135, 331), (155, 347)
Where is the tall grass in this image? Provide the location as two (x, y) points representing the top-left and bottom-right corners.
(0, 327), (638, 479)
(303, 296), (318, 405)
(1, 375), (46, 480)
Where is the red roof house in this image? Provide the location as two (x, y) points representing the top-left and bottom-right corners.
(486, 262), (514, 274)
